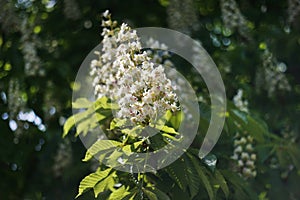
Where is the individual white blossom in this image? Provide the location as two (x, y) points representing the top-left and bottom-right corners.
(233, 89), (248, 113)
(91, 11), (179, 124)
(231, 131), (257, 179)
(102, 10), (110, 18)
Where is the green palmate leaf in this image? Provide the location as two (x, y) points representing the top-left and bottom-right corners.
(188, 154), (215, 200)
(122, 145), (132, 156)
(83, 140), (122, 162)
(108, 186), (130, 200)
(107, 149), (125, 167)
(64, 98), (108, 138)
(133, 140), (144, 149)
(162, 133), (180, 142)
(165, 159), (188, 191)
(121, 126), (144, 137)
(75, 113), (106, 136)
(214, 170), (229, 198)
(93, 171), (116, 198)
(65, 96), (114, 138)
(63, 115), (75, 138)
(161, 125), (178, 135)
(245, 115), (268, 143)
(81, 113), (106, 135)
(183, 154), (200, 199)
(122, 141), (143, 155)
(94, 96), (118, 110)
(163, 110), (173, 121)
(72, 98), (93, 109)
(169, 111), (183, 130)
(93, 96), (109, 109)
(110, 118), (128, 130)
(150, 123), (178, 134)
(151, 187), (170, 200)
(221, 170), (257, 200)
(95, 112), (106, 121)
(143, 188), (158, 200)
(76, 168), (111, 198)
(276, 147), (289, 167)
(288, 145), (300, 170)
(231, 109), (248, 124)
(73, 109), (93, 122)
(122, 191), (137, 200)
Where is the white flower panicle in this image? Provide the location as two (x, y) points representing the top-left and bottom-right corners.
(255, 48), (291, 97)
(53, 139), (72, 177)
(8, 79), (22, 120)
(63, 0), (81, 20)
(0, 0), (21, 33)
(8, 79), (26, 138)
(287, 0), (300, 24)
(20, 19), (44, 76)
(233, 89), (248, 113)
(90, 11), (179, 124)
(231, 131), (257, 179)
(220, 0), (249, 38)
(167, 0), (199, 34)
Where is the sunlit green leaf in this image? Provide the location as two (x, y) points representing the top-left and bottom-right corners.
(108, 185), (130, 200)
(63, 116), (75, 138)
(93, 171), (116, 198)
(72, 98), (93, 109)
(76, 168), (111, 198)
(83, 140), (122, 162)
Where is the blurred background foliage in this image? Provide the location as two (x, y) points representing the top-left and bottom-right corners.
(0, 0), (300, 199)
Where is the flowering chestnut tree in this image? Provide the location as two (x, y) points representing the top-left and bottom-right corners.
(62, 10), (300, 200)
(1, 0), (300, 200)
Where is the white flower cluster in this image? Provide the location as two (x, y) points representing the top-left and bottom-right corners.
(220, 0), (249, 37)
(63, 0), (81, 20)
(167, 0), (199, 34)
(233, 89), (248, 113)
(255, 49), (291, 97)
(20, 19), (44, 76)
(0, 0), (21, 34)
(8, 79), (24, 120)
(8, 79), (25, 138)
(53, 139), (72, 177)
(231, 132), (257, 179)
(287, 0), (300, 24)
(90, 11), (179, 124)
